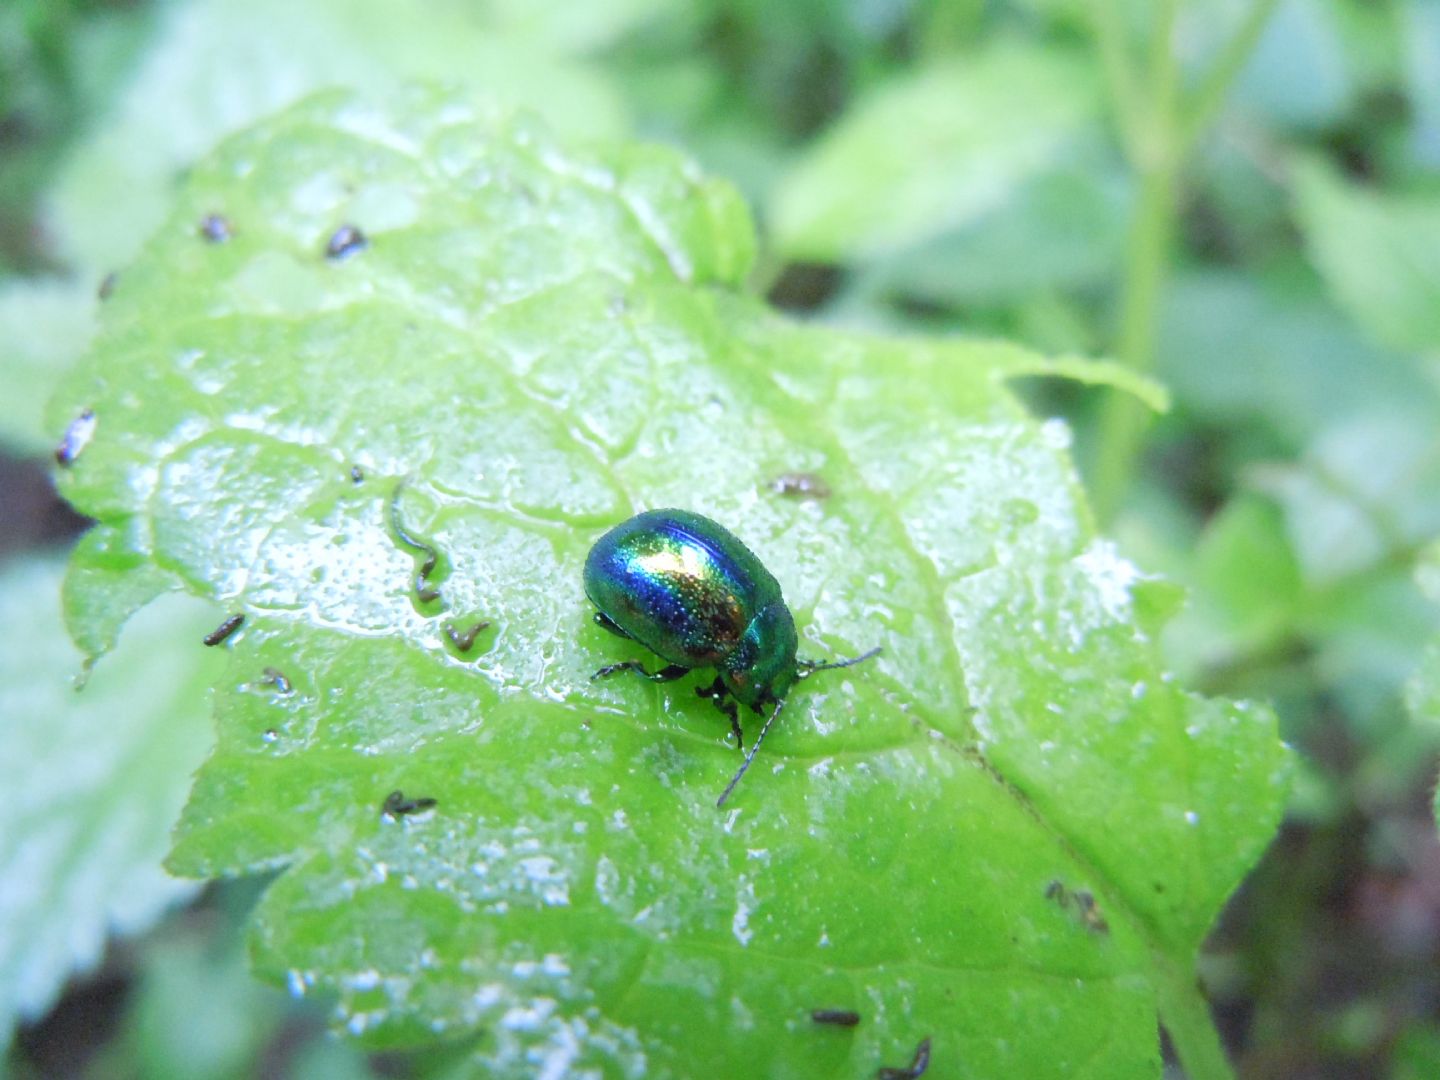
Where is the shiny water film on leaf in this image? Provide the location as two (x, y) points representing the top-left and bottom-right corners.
(51, 88), (1291, 1079)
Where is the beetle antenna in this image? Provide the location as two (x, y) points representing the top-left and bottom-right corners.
(796, 646), (881, 680)
(716, 697), (788, 808)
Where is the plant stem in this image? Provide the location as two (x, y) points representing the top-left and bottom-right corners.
(1091, 154), (1177, 522)
(1089, 0), (1279, 523)
(1155, 957), (1236, 1080)
(1090, 0), (1145, 162)
(1181, 0), (1282, 152)
(1091, 0), (1181, 522)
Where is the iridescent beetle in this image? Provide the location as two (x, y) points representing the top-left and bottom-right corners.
(584, 508), (879, 806)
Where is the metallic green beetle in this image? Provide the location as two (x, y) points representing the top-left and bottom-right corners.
(584, 508), (879, 806)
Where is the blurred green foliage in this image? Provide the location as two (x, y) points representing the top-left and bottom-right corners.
(1, 0), (1439, 1077)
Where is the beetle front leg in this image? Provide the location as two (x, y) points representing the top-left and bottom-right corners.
(696, 675), (744, 750)
(592, 661), (691, 683)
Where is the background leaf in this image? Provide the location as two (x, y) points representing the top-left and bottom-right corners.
(51, 88), (1290, 1078)
(1293, 158), (1440, 354)
(0, 279), (97, 454)
(769, 39), (1103, 263)
(1412, 543), (1440, 751)
(42, 0), (639, 279)
(0, 559), (223, 1049)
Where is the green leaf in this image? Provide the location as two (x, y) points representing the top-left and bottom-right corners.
(1394, 1020), (1440, 1080)
(53, 88), (1290, 1078)
(769, 40), (1102, 262)
(97, 882), (380, 1080)
(1409, 542), (1440, 834)
(0, 559), (223, 1048)
(1187, 0), (1355, 132)
(1157, 268), (1438, 451)
(1251, 412), (1440, 585)
(1293, 158), (1440, 354)
(1411, 543), (1440, 739)
(1164, 496), (1303, 671)
(860, 163), (1132, 308)
(1405, 0), (1440, 170)
(44, 0), (633, 277)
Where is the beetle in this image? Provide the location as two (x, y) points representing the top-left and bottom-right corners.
(584, 508), (879, 807)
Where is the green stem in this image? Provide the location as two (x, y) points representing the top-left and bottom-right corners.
(1090, 0), (1279, 522)
(1090, 0), (1181, 522)
(1089, 0), (1145, 163)
(1180, 0), (1282, 153)
(1155, 957), (1236, 1080)
(1091, 155), (1177, 522)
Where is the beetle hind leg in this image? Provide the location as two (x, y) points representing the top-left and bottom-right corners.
(592, 660), (690, 683)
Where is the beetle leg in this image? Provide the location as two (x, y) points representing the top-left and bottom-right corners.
(592, 661), (691, 683)
(722, 699), (743, 749)
(592, 611), (634, 640)
(695, 675), (725, 700)
(696, 676), (745, 750)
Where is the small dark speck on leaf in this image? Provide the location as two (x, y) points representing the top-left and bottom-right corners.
(97, 272), (117, 300)
(388, 479), (443, 605)
(383, 790), (437, 817)
(1073, 889), (1110, 934)
(444, 620), (490, 653)
(770, 472), (831, 500)
(326, 224), (368, 260)
(55, 409), (97, 466)
(350, 465), (365, 484)
(1045, 879), (1110, 935)
(877, 1036), (931, 1080)
(260, 667), (292, 694)
(811, 1009), (860, 1028)
(203, 614), (245, 647)
(199, 214), (233, 243)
